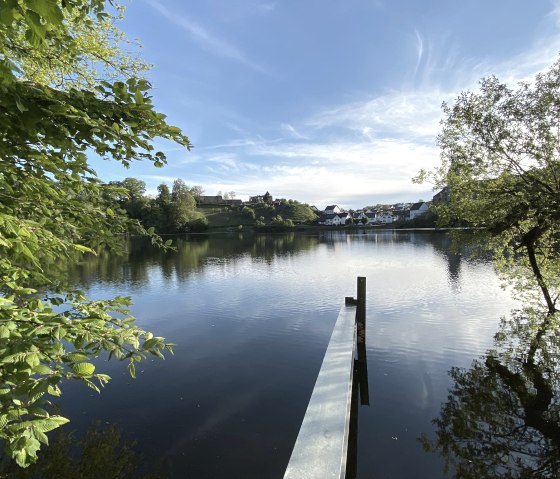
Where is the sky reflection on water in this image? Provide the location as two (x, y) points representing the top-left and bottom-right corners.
(49, 231), (522, 478)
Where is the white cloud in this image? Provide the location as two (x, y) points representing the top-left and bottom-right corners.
(307, 90), (447, 142)
(145, 0), (268, 74)
(188, 137), (437, 208)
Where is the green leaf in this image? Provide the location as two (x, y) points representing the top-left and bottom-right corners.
(47, 385), (61, 397)
(28, 406), (49, 418)
(15, 96), (27, 113)
(134, 89), (144, 104)
(0, 326), (10, 339)
(63, 352), (89, 362)
(26, 0), (63, 23)
(81, 378), (100, 393)
(54, 326), (66, 340)
(29, 416), (69, 433)
(33, 428), (49, 445)
(72, 244), (93, 253)
(32, 364), (53, 375)
(71, 362), (95, 377)
(0, 4), (15, 25)
(142, 338), (159, 350)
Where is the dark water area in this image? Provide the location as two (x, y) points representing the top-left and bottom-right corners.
(9, 230), (533, 478)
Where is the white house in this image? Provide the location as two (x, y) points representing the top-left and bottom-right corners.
(324, 205), (343, 215)
(377, 212), (394, 224)
(409, 202), (429, 220)
(319, 212), (351, 225)
(333, 212), (351, 225)
(353, 210), (368, 222)
(319, 214), (337, 225)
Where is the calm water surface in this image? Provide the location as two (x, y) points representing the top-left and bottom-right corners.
(55, 231), (519, 477)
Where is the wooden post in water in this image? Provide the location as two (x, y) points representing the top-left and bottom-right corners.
(355, 276), (369, 406)
(356, 276), (366, 341)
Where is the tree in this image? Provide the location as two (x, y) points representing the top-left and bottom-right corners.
(111, 178), (149, 221)
(282, 202), (317, 223)
(190, 185), (204, 203)
(0, 0), (190, 466)
(417, 58), (560, 314)
(170, 179), (197, 232)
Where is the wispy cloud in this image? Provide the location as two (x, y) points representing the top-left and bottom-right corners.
(280, 123), (309, 140)
(256, 2), (277, 15)
(145, 0), (269, 74)
(413, 30), (424, 77)
(307, 90), (446, 142)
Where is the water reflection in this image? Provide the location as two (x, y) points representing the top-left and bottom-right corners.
(69, 233), (320, 289)
(430, 233), (463, 292)
(51, 230), (520, 478)
(0, 422), (165, 478)
(422, 308), (560, 478)
(70, 230), (472, 291)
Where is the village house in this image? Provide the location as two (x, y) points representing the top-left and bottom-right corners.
(409, 201), (430, 220)
(315, 200), (433, 226)
(352, 210), (368, 222)
(432, 187), (450, 204)
(377, 211), (394, 224)
(324, 205), (343, 215)
(319, 212), (351, 226)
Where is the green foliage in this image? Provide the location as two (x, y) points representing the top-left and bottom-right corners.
(188, 216), (209, 232)
(0, 0), (188, 466)
(170, 179), (197, 232)
(242, 207), (256, 220)
(110, 179), (207, 234)
(418, 57), (560, 313)
(269, 215), (294, 229)
(280, 201), (317, 223)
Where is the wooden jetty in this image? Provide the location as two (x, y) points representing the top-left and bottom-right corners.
(284, 277), (368, 479)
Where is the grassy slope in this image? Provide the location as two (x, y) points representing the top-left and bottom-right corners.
(197, 205), (249, 229)
(198, 203), (318, 230)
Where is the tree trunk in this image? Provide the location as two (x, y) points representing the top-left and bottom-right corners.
(523, 227), (556, 314)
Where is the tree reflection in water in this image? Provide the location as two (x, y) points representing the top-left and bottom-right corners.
(421, 308), (560, 478)
(0, 422), (166, 479)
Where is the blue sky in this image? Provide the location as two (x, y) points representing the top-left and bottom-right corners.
(93, 0), (560, 209)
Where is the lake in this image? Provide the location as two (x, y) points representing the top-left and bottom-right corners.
(43, 230), (521, 477)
